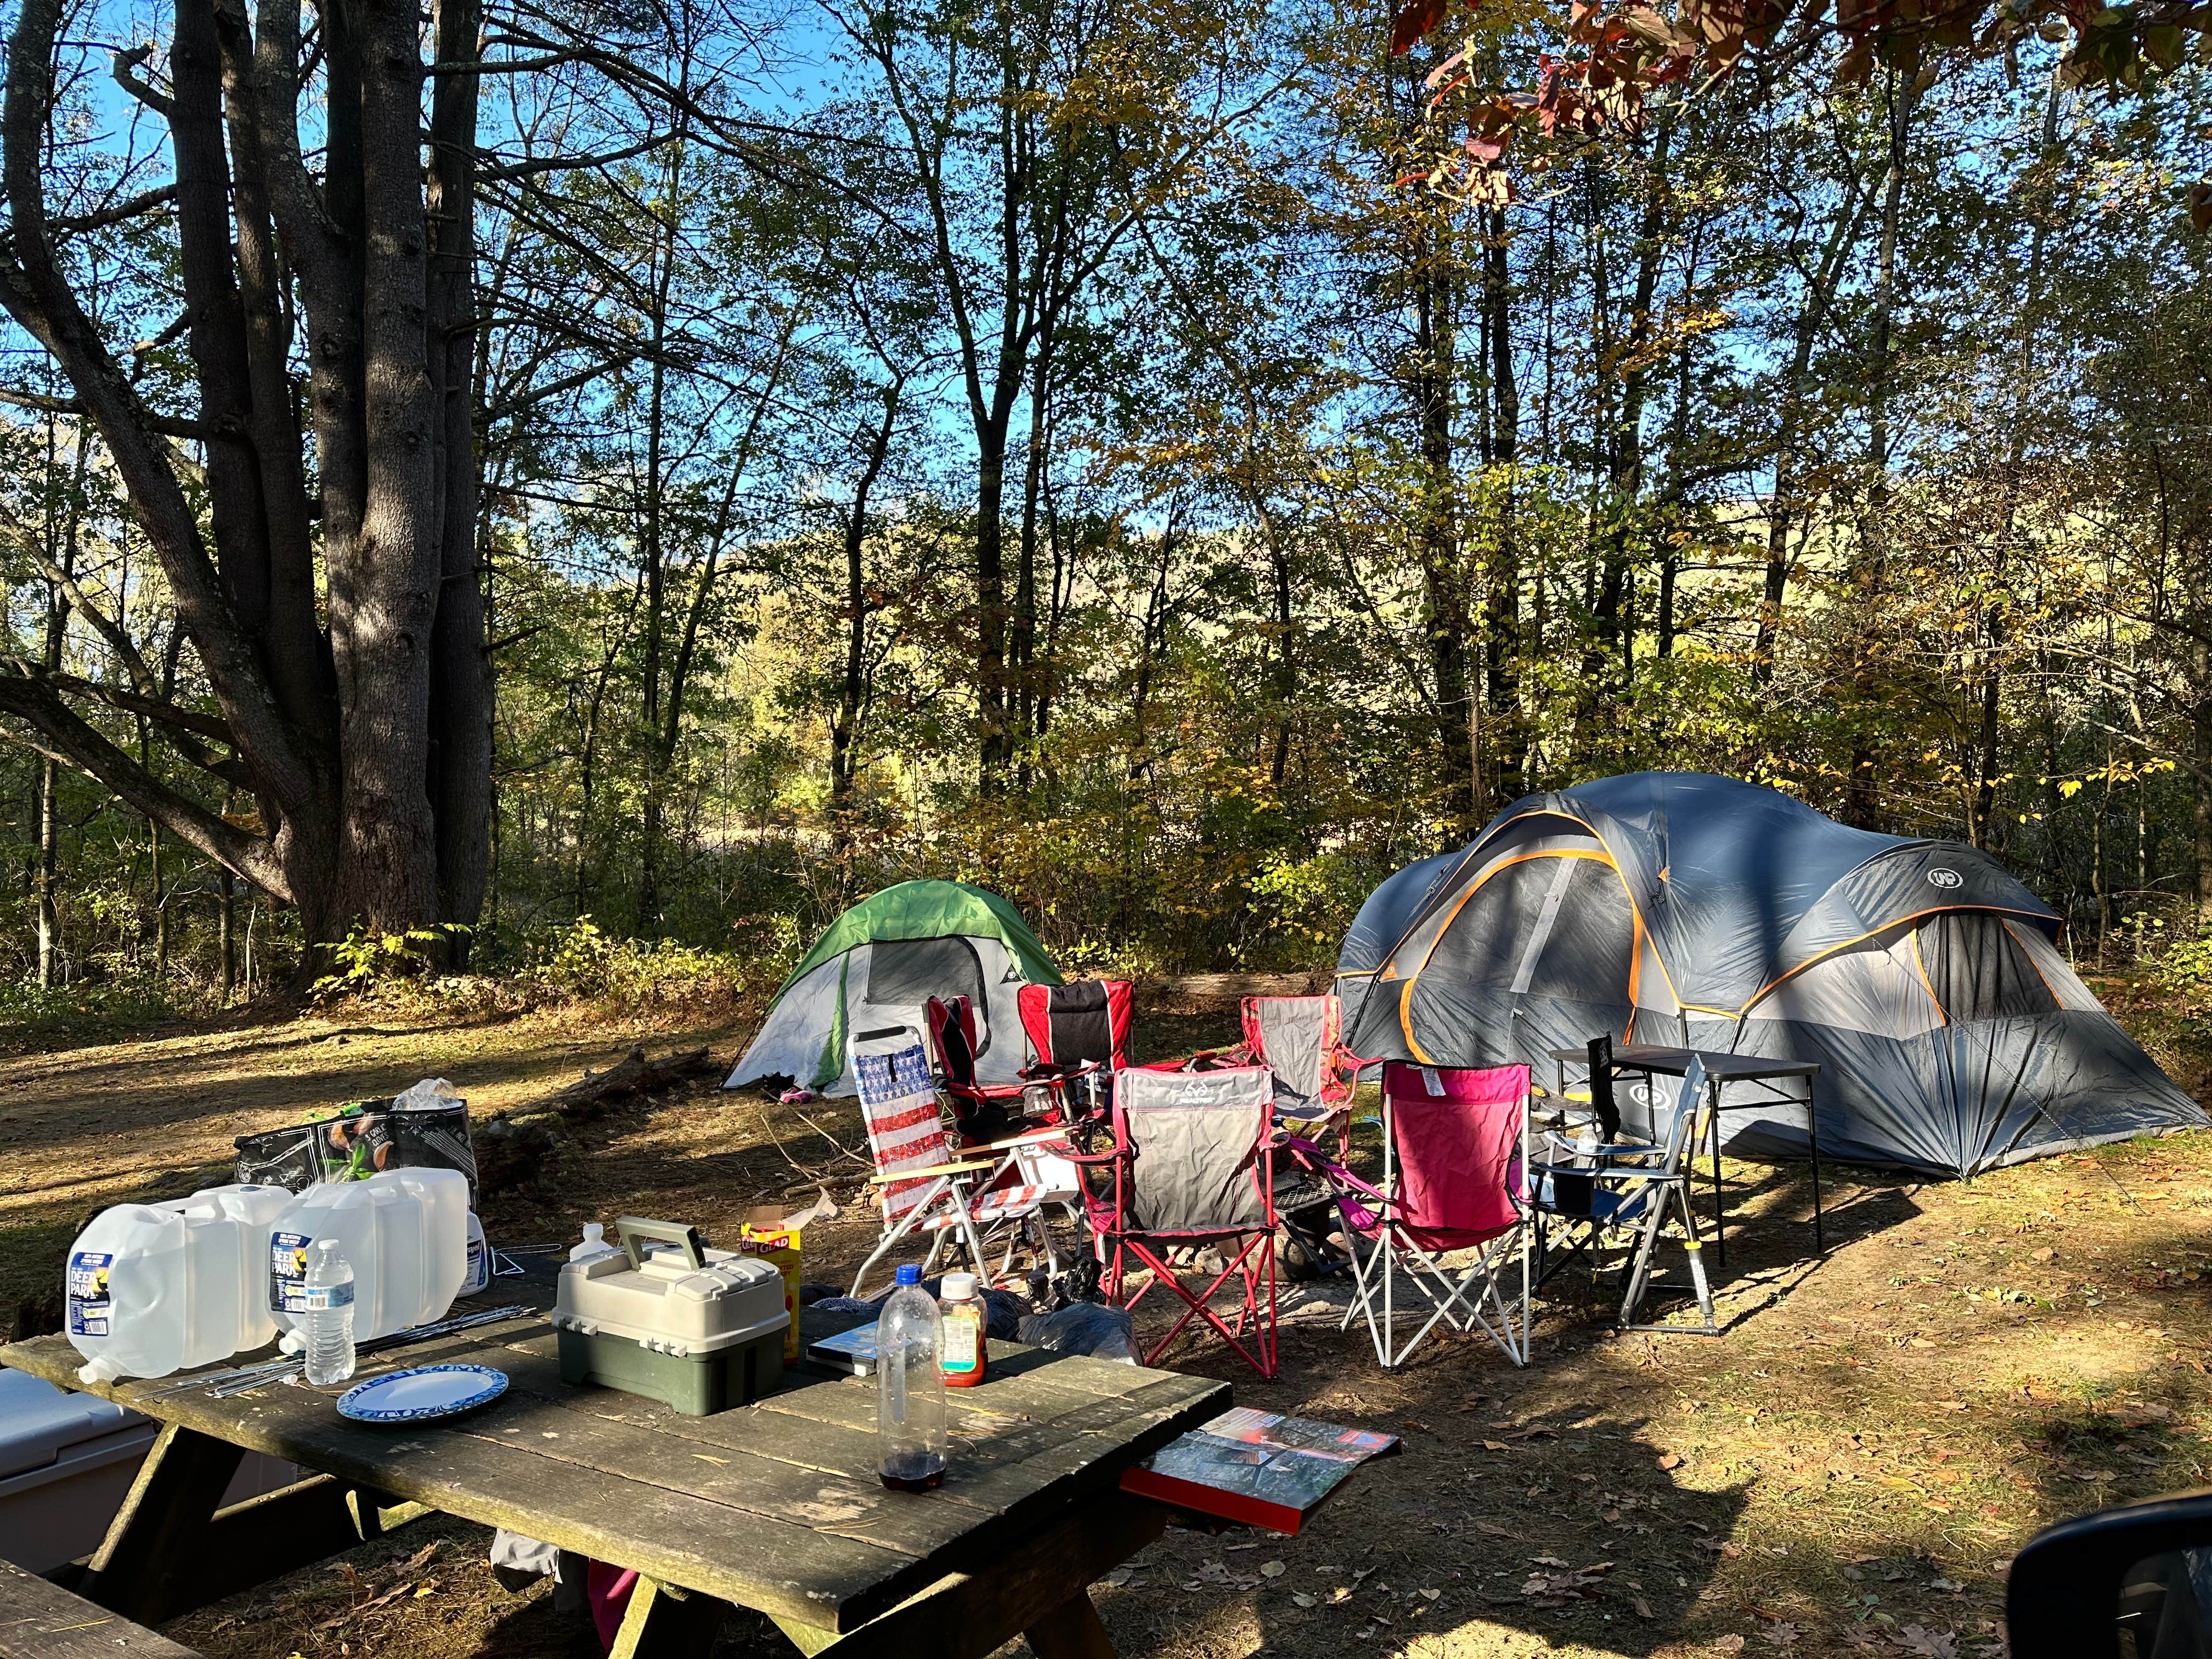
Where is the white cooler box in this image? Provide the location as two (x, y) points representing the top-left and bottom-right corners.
(0, 1369), (299, 1573)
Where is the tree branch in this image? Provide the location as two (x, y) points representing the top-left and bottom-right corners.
(49, 182), (177, 235)
(0, 671), (288, 894)
(0, 385), (208, 438)
(2, 0), (316, 810)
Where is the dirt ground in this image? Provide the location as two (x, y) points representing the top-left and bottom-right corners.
(5, 997), (2210, 1659)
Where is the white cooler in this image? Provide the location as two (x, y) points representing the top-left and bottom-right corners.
(0, 1370), (298, 1572)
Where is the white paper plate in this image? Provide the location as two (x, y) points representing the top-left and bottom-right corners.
(336, 1363), (508, 1424)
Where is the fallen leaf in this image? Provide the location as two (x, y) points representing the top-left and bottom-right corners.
(1891, 1627), (1960, 1658)
(398, 1544), (438, 1573)
(1482, 1440), (1510, 1452)
(1713, 1638), (1747, 1654)
(1472, 1521), (1518, 1538)
(1261, 1562), (1287, 1578)
(1292, 1593), (1317, 1609)
(1419, 1588), (1440, 1600)
(1631, 1594), (1655, 1620)
(1657, 1453), (1684, 1470)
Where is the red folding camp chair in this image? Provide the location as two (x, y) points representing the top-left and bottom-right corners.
(1338, 1062), (1532, 1368)
(924, 995), (1031, 1143)
(1015, 979), (1133, 1120)
(1069, 1064), (1279, 1379)
(1239, 994), (1361, 1125)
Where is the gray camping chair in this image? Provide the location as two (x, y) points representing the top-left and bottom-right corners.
(1527, 1057), (1717, 1334)
(1240, 995), (1359, 1125)
(1070, 1064), (1280, 1378)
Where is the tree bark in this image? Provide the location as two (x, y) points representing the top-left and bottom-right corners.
(0, 0), (494, 979)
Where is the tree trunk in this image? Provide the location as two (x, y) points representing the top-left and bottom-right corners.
(0, 0), (492, 980)
(831, 380), (902, 879)
(1410, 205), (1474, 835)
(426, 0), (490, 956)
(1481, 201), (1524, 808)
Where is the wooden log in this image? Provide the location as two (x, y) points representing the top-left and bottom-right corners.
(549, 1046), (715, 1119)
(1135, 973), (1324, 1013)
(0, 1555), (202, 1659)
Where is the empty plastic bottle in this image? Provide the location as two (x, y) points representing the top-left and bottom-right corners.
(876, 1263), (949, 1491)
(302, 1240), (357, 1387)
(461, 1212), (490, 1295)
(570, 1222), (619, 1265)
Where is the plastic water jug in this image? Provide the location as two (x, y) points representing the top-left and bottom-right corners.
(267, 1169), (469, 1346)
(66, 1183), (293, 1384)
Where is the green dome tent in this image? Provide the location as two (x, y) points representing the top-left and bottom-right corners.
(725, 881), (1062, 1097)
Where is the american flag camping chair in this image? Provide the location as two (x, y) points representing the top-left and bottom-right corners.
(848, 1040), (1064, 1297)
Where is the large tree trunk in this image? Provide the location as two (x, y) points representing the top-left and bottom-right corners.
(0, 0), (491, 979)
(1410, 207), (1475, 836)
(426, 0), (492, 956)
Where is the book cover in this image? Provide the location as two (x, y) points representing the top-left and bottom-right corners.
(804, 1320), (880, 1375)
(1119, 1407), (1399, 1533)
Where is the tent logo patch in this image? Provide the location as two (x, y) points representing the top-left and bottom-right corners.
(1927, 867), (1964, 890)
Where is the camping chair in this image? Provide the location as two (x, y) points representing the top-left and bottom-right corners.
(1070, 1064), (1280, 1378)
(1331, 1063), (1532, 1369)
(1527, 1056), (1717, 1334)
(1015, 979), (1134, 1120)
(924, 995), (1031, 1143)
(848, 1038), (1068, 1296)
(1240, 995), (1361, 1125)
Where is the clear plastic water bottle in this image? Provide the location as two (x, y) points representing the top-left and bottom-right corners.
(302, 1239), (357, 1386)
(876, 1263), (948, 1491)
(570, 1222), (618, 1264)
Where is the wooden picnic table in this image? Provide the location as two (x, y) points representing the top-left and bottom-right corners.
(0, 1299), (1230, 1659)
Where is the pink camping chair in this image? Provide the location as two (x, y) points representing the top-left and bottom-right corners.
(1341, 1061), (1532, 1368)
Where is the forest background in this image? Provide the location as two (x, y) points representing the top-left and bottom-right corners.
(5, 0), (2212, 1020)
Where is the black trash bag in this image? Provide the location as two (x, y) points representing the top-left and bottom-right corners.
(1017, 1303), (1138, 1363)
(1047, 1256), (1105, 1308)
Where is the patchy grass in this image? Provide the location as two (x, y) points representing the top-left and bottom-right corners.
(4, 997), (2209, 1659)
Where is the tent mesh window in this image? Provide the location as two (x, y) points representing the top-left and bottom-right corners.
(865, 936), (989, 1026)
(1914, 913), (2062, 1022)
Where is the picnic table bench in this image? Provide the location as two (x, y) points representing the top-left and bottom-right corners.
(0, 1298), (1230, 1659)
(0, 1554), (201, 1658)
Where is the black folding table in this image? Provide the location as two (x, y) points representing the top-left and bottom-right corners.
(1547, 1045), (1825, 1265)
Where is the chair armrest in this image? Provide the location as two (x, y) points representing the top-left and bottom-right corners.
(869, 1158), (998, 1186)
(973, 1126), (1074, 1152)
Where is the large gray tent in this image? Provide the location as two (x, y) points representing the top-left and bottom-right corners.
(1337, 772), (2205, 1176)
